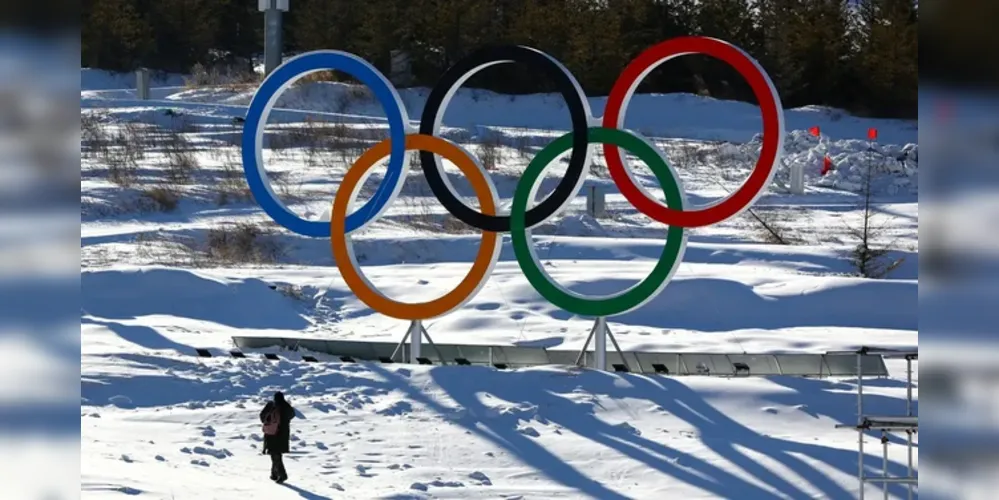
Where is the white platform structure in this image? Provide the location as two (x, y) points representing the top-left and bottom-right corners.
(226, 327), (893, 378)
(832, 347), (918, 499)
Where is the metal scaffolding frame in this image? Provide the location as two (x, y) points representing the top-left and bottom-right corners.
(832, 347), (918, 499)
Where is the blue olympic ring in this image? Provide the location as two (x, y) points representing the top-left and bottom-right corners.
(241, 51), (409, 237)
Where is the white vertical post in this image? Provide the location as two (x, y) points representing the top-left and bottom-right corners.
(136, 68), (150, 100)
(409, 320), (422, 363)
(594, 317), (607, 371)
(586, 186), (606, 218)
(790, 162), (804, 195)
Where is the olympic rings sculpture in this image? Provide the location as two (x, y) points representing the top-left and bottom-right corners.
(241, 36), (785, 322)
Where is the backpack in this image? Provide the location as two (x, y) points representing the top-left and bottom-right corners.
(262, 405), (280, 436)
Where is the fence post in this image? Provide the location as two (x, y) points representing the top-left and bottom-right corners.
(136, 68), (150, 100)
(586, 185), (606, 218)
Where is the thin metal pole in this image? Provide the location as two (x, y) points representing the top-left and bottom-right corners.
(858, 352), (865, 500)
(906, 357), (914, 500)
(263, 3), (283, 76)
(391, 328), (411, 362)
(574, 320), (599, 366)
(421, 327), (446, 366)
(882, 432), (889, 500)
(906, 358), (912, 416)
(410, 320), (422, 364)
(605, 322), (633, 372)
(594, 317), (607, 371)
(906, 430), (913, 500)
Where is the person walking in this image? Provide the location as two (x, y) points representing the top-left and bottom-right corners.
(260, 391), (296, 483)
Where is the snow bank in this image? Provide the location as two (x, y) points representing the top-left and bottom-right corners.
(81, 267), (310, 332)
(727, 129), (919, 196)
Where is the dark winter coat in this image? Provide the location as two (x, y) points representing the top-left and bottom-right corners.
(260, 399), (295, 454)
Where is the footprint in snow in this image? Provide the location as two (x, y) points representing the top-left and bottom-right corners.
(517, 426), (540, 438)
(429, 479), (464, 488)
(192, 446), (232, 459)
(468, 471), (492, 485)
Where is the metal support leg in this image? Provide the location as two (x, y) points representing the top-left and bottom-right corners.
(420, 327), (446, 366)
(882, 432), (889, 500)
(858, 352), (865, 500)
(391, 328), (411, 362)
(389, 321), (445, 365)
(906, 357), (914, 500)
(594, 317), (607, 371)
(906, 430), (913, 500)
(605, 322), (635, 373)
(574, 319), (601, 367)
(410, 320), (422, 363)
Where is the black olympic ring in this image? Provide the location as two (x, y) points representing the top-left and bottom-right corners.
(419, 45), (593, 233)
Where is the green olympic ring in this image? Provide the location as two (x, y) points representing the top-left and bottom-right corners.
(510, 127), (688, 317)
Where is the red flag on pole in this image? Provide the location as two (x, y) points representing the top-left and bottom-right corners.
(867, 128), (878, 141)
(809, 126), (821, 137)
(821, 155), (833, 176)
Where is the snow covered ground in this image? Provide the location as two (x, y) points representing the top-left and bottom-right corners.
(81, 69), (918, 499)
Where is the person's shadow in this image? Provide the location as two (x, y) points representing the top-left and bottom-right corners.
(281, 483), (332, 500)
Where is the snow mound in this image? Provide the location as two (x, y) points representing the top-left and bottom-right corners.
(736, 130), (918, 195)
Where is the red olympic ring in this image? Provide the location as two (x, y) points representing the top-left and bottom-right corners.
(602, 36), (784, 228)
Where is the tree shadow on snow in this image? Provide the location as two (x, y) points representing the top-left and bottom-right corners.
(82, 317), (194, 354)
(389, 366), (913, 499)
(81, 268), (311, 330)
(761, 376), (918, 448)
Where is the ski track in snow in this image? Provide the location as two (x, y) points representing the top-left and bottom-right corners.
(81, 70), (918, 499)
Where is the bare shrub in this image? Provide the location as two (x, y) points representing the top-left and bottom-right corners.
(399, 178), (474, 234)
(104, 149), (139, 187)
(81, 112), (110, 159)
(334, 85), (374, 114)
(743, 207), (799, 245)
(185, 62), (260, 91)
(101, 122), (146, 187)
(214, 149), (253, 205)
(475, 133), (504, 171)
(132, 231), (201, 267)
(139, 186), (180, 212)
(511, 134), (534, 161)
(163, 132), (199, 185)
(205, 222), (285, 264)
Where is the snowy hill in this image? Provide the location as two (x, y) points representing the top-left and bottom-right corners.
(81, 69), (918, 499)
